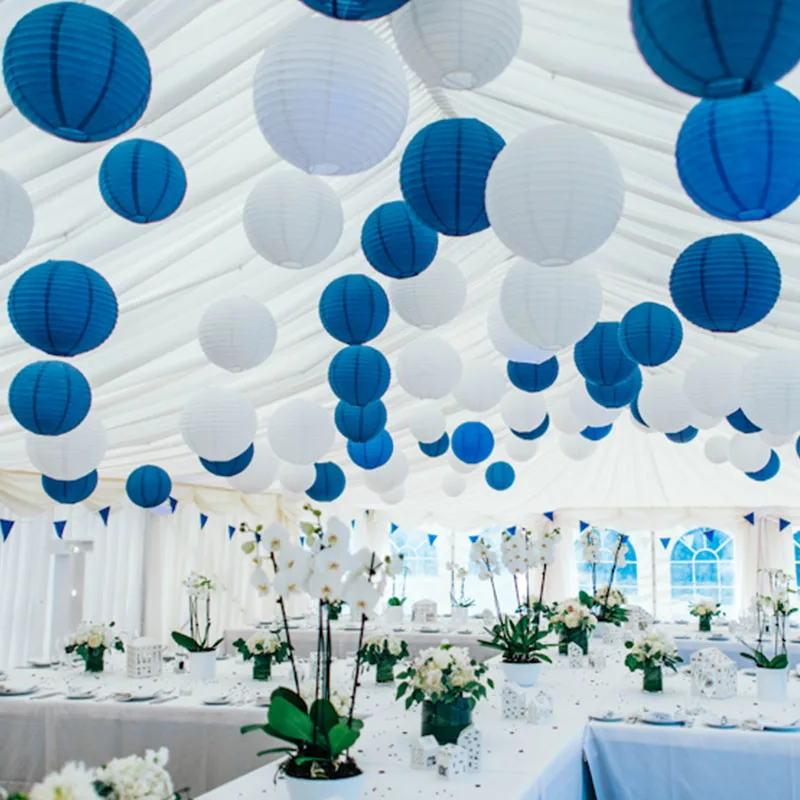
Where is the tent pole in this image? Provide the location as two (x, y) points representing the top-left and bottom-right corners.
(650, 531), (657, 620)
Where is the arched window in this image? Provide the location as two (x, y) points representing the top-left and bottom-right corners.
(670, 528), (734, 608)
(388, 528), (438, 577)
(575, 529), (638, 597)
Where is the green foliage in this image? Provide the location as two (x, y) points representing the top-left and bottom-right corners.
(359, 638), (409, 668)
(387, 597), (405, 607)
(739, 646), (789, 670)
(477, 614), (552, 664)
(171, 631), (223, 653)
(233, 635), (288, 664)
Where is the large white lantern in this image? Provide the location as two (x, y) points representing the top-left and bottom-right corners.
(253, 17), (409, 175)
(381, 485), (406, 505)
(268, 399), (335, 466)
(684, 356), (742, 419)
(365, 450), (409, 494)
(500, 261), (603, 351)
(447, 451), (476, 474)
(486, 126), (624, 266)
(396, 334), (463, 400)
(559, 434), (596, 461)
(636, 374), (694, 434)
(740, 351), (800, 436)
(570, 382), (623, 428)
(453, 361), (506, 412)
(728, 433), (771, 473)
(0, 171), (33, 264)
(280, 463), (316, 494)
(243, 171), (343, 269)
(388, 259), (466, 329)
(550, 400), (584, 435)
(442, 473), (466, 498)
(704, 436), (730, 465)
(198, 297), (277, 372)
(761, 430), (793, 448)
(409, 403), (446, 443)
(500, 390), (546, 432)
(181, 388), (257, 462)
(487, 302), (554, 364)
(27, 415), (106, 481)
(227, 442), (280, 494)
(506, 436), (537, 462)
(690, 410), (721, 430)
(391, 0), (522, 91)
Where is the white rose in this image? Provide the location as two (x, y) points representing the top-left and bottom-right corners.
(432, 648), (452, 669)
(87, 633), (103, 649)
(563, 612), (579, 628)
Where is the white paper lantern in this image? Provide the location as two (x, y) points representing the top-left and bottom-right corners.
(690, 410), (721, 430)
(365, 450), (409, 493)
(268, 399), (335, 466)
(500, 261), (603, 351)
(243, 171), (343, 269)
(0, 170), (33, 264)
(487, 303), (554, 364)
(728, 433), (771, 473)
(486, 126), (624, 266)
(409, 403), (447, 443)
(636, 374), (694, 434)
(684, 356), (742, 419)
(447, 451), (477, 474)
(500, 389), (546, 432)
(198, 297), (277, 372)
(27, 415), (106, 481)
(391, 0), (522, 90)
(227, 442), (280, 494)
(559, 434), (596, 461)
(253, 17), (409, 175)
(506, 436), (537, 462)
(280, 463), (317, 494)
(453, 362), (506, 412)
(396, 334), (463, 400)
(761, 430), (793, 448)
(550, 400), (584, 435)
(443, 473), (466, 498)
(181, 388), (257, 462)
(381, 485), (406, 505)
(388, 259), (466, 329)
(570, 383), (623, 427)
(740, 351), (800, 436)
(704, 436), (730, 465)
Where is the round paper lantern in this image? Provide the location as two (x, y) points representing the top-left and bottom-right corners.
(3, 3), (151, 142)
(500, 390), (547, 433)
(244, 171), (343, 269)
(761, 430), (793, 448)
(0, 171), (33, 264)
(452, 422), (494, 464)
(747, 450), (780, 481)
(636, 374), (694, 433)
(269, 399), (335, 466)
(253, 18), (408, 175)
(574, 322), (637, 387)
(348, 430), (393, 470)
(587, 369), (642, 409)
(99, 140), (186, 224)
(364, 451), (409, 493)
(199, 297), (277, 372)
(391, 0), (521, 90)
(670, 235), (781, 332)
(381, 485), (406, 505)
(181, 388), (257, 462)
(306, 462), (346, 502)
(570, 382), (623, 428)
(559, 434), (596, 461)
(690, 410), (721, 430)
(666, 426), (698, 444)
(227, 443), (280, 494)
(335, 401), (387, 443)
(26, 415), (106, 481)
(486, 125), (624, 265)
(677, 87), (800, 222)
(443, 473), (466, 498)
(409, 403), (446, 443)
(200, 444), (255, 478)
(486, 461), (515, 491)
(41, 471), (97, 505)
(684, 356), (743, 418)
(511, 414), (550, 441)
(727, 408), (762, 434)
(630, 0), (800, 98)
(361, 201), (438, 279)
(448, 451), (477, 474)
(581, 424), (613, 442)
(729, 432), (771, 472)
(9, 361), (91, 436)
(319, 275), (389, 345)
(396, 335), (462, 400)
(280, 463), (317, 494)
(506, 436), (537, 462)
(507, 358), (558, 393)
(300, 0), (410, 20)
(400, 118), (505, 236)
(500, 261), (603, 351)
(388, 259), (466, 328)
(487, 303), (555, 364)
(740, 351), (800, 436)
(126, 465), (171, 509)
(329, 346), (391, 406)
(453, 362), (506, 412)
(704, 436), (730, 465)
(8, 261), (118, 356)
(630, 396), (648, 428)
(618, 303), (683, 367)
(420, 433), (449, 458)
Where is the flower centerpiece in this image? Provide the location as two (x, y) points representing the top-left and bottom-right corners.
(690, 599), (722, 633)
(171, 572), (223, 681)
(447, 560), (474, 625)
(358, 632), (409, 684)
(396, 644), (493, 745)
(548, 600), (597, 655)
(578, 528), (630, 635)
(624, 632), (682, 692)
(233, 631), (288, 681)
(65, 622), (124, 673)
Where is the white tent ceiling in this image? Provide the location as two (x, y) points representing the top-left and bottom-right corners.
(1, 0), (800, 525)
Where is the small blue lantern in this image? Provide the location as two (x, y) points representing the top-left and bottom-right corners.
(666, 426), (698, 443)
(507, 357), (558, 393)
(334, 400), (387, 443)
(452, 421), (494, 464)
(299, 0), (410, 20)
(319, 274), (389, 344)
(727, 408), (762, 434)
(419, 433), (449, 458)
(329, 346), (390, 406)
(347, 430), (393, 470)
(42, 470), (97, 504)
(200, 444), (255, 477)
(511, 414), (550, 441)
(746, 450), (780, 481)
(306, 462), (346, 502)
(126, 465), (171, 509)
(574, 322), (637, 386)
(587, 370), (642, 409)
(581, 424), (613, 442)
(618, 303), (682, 367)
(486, 461), (515, 491)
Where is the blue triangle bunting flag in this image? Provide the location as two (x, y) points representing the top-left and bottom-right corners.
(620, 534), (629, 543)
(469, 535), (479, 543)
(227, 525), (235, 540)
(351, 519), (356, 528)
(659, 537), (671, 550)
(427, 534), (438, 546)
(0, 519), (13, 542)
(168, 497), (178, 513)
(543, 511), (554, 521)
(704, 530), (715, 543)
(255, 532), (262, 544)
(98, 507), (110, 526)
(579, 521), (589, 532)
(780, 518), (791, 531)
(507, 526), (517, 536)
(744, 512), (755, 525)
(200, 513), (209, 530)
(390, 523), (399, 534)
(54, 520), (67, 539)
(300, 536), (306, 547)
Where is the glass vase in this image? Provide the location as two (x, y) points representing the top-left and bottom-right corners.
(558, 628), (589, 656)
(376, 658), (395, 684)
(643, 664), (663, 693)
(420, 697), (472, 745)
(85, 647), (104, 673)
(253, 654), (272, 681)
(699, 616), (711, 633)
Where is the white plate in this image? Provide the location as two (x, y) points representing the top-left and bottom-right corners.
(202, 697), (231, 706)
(763, 722), (800, 733)
(589, 711), (624, 723)
(66, 691), (96, 701)
(114, 691), (159, 703)
(28, 659), (53, 668)
(705, 715), (738, 729)
(0, 685), (37, 697)
(640, 711), (686, 726)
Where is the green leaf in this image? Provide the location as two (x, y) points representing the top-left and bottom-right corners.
(328, 723), (360, 757)
(240, 724), (267, 735)
(396, 683), (408, 700)
(770, 653), (789, 670)
(310, 699), (340, 736)
(210, 637), (225, 651)
(171, 632), (200, 653)
(256, 747), (294, 758)
(270, 687), (308, 714)
(268, 696), (314, 744)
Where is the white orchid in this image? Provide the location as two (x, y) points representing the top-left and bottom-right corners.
(183, 571), (215, 595)
(262, 523), (288, 553)
(29, 762), (96, 800)
(325, 517), (350, 551)
(344, 575), (380, 619)
(276, 544), (310, 576)
(308, 572), (345, 604)
(274, 568), (306, 597)
(250, 566), (270, 597)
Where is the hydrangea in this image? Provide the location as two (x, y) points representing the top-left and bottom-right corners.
(245, 631), (282, 655)
(29, 762), (96, 800)
(94, 748), (175, 800)
(625, 632), (679, 668)
(549, 599), (597, 631)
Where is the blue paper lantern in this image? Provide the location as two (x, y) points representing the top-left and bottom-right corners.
(580, 424), (613, 442)
(334, 400), (387, 443)
(200, 444), (255, 477)
(41, 470), (97, 504)
(507, 357), (559, 393)
(746, 449), (780, 481)
(3, 3), (151, 142)
(347, 430), (393, 470)
(299, 0), (410, 20)
(126, 465), (171, 509)
(319, 274), (389, 344)
(486, 461), (515, 491)
(631, 0), (800, 99)
(511, 414), (550, 441)
(618, 303), (682, 367)
(670, 235), (781, 332)
(9, 361), (91, 436)
(677, 87), (800, 222)
(8, 260), (118, 356)
(99, 139), (187, 224)
(306, 462), (346, 502)
(666, 426), (698, 443)
(452, 421), (494, 464)
(587, 369), (642, 409)
(361, 201), (438, 279)
(400, 118), (505, 236)
(574, 322), (637, 386)
(419, 433), (449, 458)
(727, 408), (762, 434)
(329, 346), (390, 406)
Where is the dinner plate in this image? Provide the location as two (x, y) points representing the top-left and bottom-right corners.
(707, 636), (729, 641)
(203, 697), (232, 706)
(640, 711), (686, 726)
(457, 629), (472, 635)
(420, 628), (441, 633)
(66, 691), (96, 701)
(28, 658), (53, 668)
(763, 723), (800, 733)
(0, 685), (37, 697)
(741, 669), (757, 676)
(589, 712), (624, 722)
(705, 716), (738, 729)
(673, 635), (690, 640)
(114, 691), (159, 703)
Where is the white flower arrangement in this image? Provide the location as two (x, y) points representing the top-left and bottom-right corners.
(469, 538), (502, 581)
(244, 631), (283, 656)
(595, 585), (625, 608)
(182, 571), (215, 596)
(27, 762), (96, 800)
(624, 632), (681, 669)
(68, 622), (118, 652)
(548, 599), (597, 632)
(690, 599), (721, 618)
(580, 528), (601, 565)
(361, 632), (405, 657)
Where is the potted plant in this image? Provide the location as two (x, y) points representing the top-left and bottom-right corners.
(690, 598), (722, 633)
(480, 613), (552, 687)
(624, 632), (682, 692)
(171, 572), (223, 681)
(383, 554), (409, 624)
(233, 631), (288, 681)
(447, 561), (474, 626)
(358, 632), (409, 684)
(548, 600), (597, 656)
(578, 528), (630, 639)
(65, 621), (124, 673)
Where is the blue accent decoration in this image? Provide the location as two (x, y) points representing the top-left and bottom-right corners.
(452, 421), (494, 464)
(400, 118), (505, 236)
(630, 395), (648, 427)
(469, 535), (480, 543)
(507, 526), (517, 536)
(727, 408), (762, 434)
(200, 444), (254, 478)
(543, 511), (555, 521)
(507, 357), (559, 393)
(9, 361), (91, 436)
(620, 534), (630, 543)
(200, 513), (209, 530)
(390, 523), (399, 534)
(54, 520), (66, 539)
(334, 400), (386, 443)
(427, 533), (438, 546)
(746, 450), (781, 481)
(744, 512), (756, 525)
(3, 2), (151, 142)
(485, 461), (515, 491)
(580, 424), (613, 441)
(319, 274), (389, 345)
(587, 369), (642, 409)
(99, 139), (186, 224)
(300, 535), (306, 547)
(704, 530), (715, 543)
(670, 234), (781, 333)
(781, 518), (791, 532)
(255, 533), (262, 544)
(660, 537), (671, 550)
(419, 433), (449, 458)
(98, 507), (110, 526)
(328, 345), (390, 407)
(8, 261), (118, 356)
(579, 521), (589, 532)
(126, 465), (172, 509)
(0, 519), (14, 541)
(666, 426), (699, 444)
(574, 322), (637, 386)
(42, 471), (97, 504)
(168, 497), (178, 513)
(299, 0), (410, 20)
(511, 414), (550, 441)
(228, 525), (235, 540)
(347, 430), (393, 470)
(306, 462), (346, 502)
(361, 201), (438, 279)
(618, 302), (683, 367)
